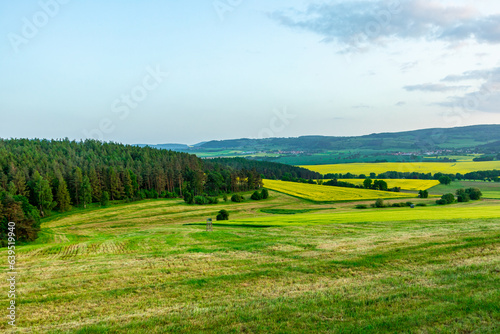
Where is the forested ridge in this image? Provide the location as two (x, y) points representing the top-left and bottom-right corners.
(0, 139), (280, 244)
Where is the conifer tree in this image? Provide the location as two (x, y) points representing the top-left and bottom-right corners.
(56, 178), (72, 212)
(80, 176), (93, 209)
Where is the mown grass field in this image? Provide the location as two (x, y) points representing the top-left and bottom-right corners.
(329, 179), (440, 191)
(263, 179), (416, 202)
(301, 161), (500, 175)
(1, 189), (499, 333)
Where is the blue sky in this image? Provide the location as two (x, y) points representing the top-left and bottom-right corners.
(1, 0), (500, 144)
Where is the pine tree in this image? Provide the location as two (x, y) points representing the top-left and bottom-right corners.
(13, 170), (27, 196)
(71, 167), (83, 206)
(122, 170), (133, 199)
(80, 176), (92, 209)
(109, 167), (123, 200)
(56, 178), (72, 212)
(33, 171), (56, 217)
(88, 167), (102, 203)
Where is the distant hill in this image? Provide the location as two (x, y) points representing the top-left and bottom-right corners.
(195, 125), (500, 152)
(136, 143), (190, 151)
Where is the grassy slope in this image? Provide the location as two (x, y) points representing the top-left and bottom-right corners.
(1, 192), (499, 333)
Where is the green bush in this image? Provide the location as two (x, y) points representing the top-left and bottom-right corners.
(231, 194), (245, 203)
(374, 198), (385, 208)
(437, 193), (455, 205)
(466, 188), (482, 200)
(251, 191), (262, 200)
(216, 209), (229, 221)
(416, 203), (427, 207)
(261, 189), (269, 199)
(355, 204), (368, 209)
(418, 190), (429, 198)
(194, 196), (208, 205)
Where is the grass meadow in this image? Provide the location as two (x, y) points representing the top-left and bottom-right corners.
(1, 189), (499, 333)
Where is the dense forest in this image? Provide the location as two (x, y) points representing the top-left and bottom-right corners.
(0, 139), (280, 244)
(204, 158), (321, 180)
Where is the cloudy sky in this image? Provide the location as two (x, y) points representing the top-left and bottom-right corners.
(1, 0), (500, 145)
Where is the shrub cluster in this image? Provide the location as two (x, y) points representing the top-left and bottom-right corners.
(184, 193), (219, 205)
(436, 193), (455, 205)
(231, 194), (245, 203)
(216, 209), (229, 221)
(371, 199), (415, 208)
(251, 189), (270, 201)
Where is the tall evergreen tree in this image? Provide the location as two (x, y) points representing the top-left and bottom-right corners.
(71, 167), (83, 206)
(88, 167), (102, 203)
(32, 172), (56, 217)
(122, 170), (133, 199)
(80, 176), (92, 209)
(109, 167), (123, 200)
(56, 178), (72, 212)
(13, 170), (27, 196)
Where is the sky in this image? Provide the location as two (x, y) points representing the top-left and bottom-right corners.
(1, 0), (500, 145)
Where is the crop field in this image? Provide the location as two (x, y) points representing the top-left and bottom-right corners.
(429, 180), (500, 197)
(1, 191), (499, 333)
(301, 161), (500, 175)
(263, 179), (416, 202)
(331, 179), (440, 191)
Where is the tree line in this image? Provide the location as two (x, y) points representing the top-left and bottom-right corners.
(0, 139), (267, 244)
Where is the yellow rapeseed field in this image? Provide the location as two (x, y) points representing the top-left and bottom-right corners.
(337, 179), (440, 191)
(301, 161), (500, 175)
(263, 179), (415, 202)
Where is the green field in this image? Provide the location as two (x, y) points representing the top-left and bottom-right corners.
(429, 180), (500, 198)
(2, 190), (500, 333)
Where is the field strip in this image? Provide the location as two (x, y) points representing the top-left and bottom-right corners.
(226, 204), (500, 226)
(263, 179), (415, 202)
(300, 161), (500, 175)
(336, 179), (440, 191)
